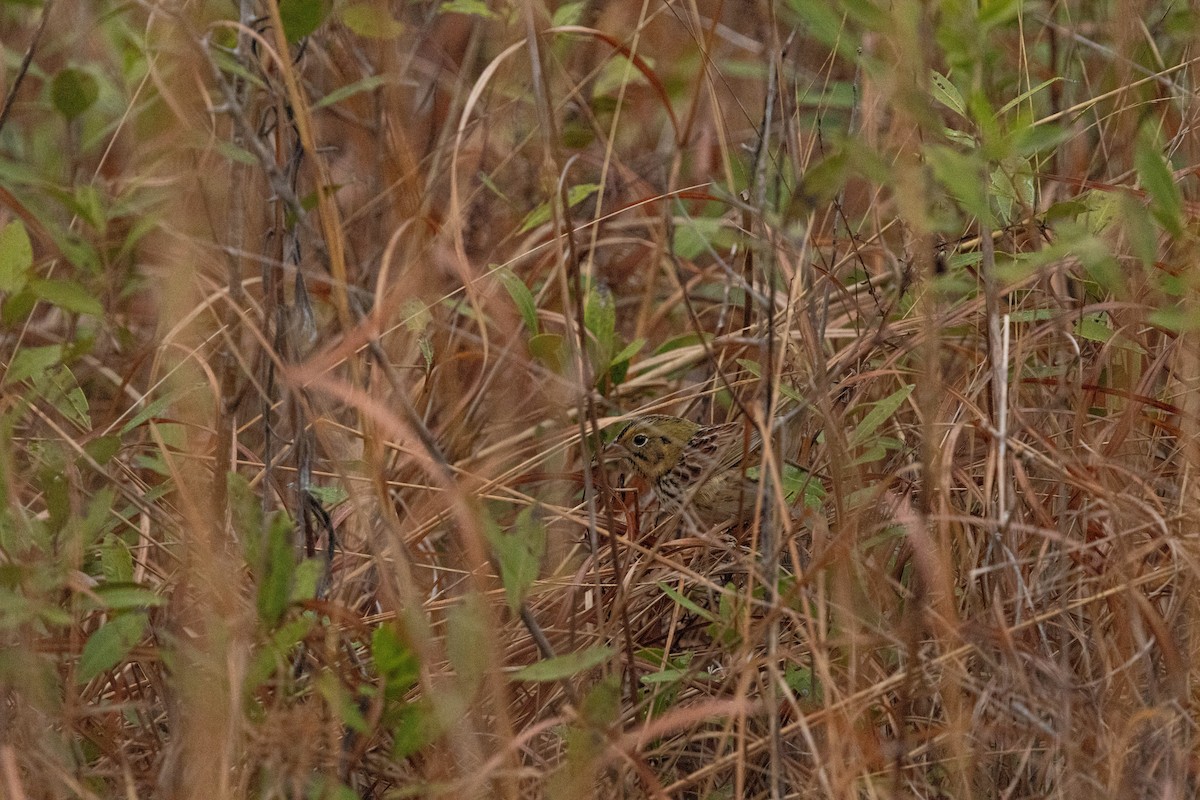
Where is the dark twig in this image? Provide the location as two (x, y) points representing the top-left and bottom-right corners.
(0, 1), (52, 137)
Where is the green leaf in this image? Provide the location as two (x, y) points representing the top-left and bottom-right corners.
(279, 0), (330, 42)
(305, 777), (359, 800)
(0, 287), (35, 327)
(797, 80), (857, 110)
(318, 671), (369, 733)
(654, 332), (712, 355)
(840, 0), (890, 29)
(641, 668), (690, 685)
(314, 75), (391, 109)
(486, 507), (546, 612)
(926, 145), (990, 223)
(90, 583), (165, 610)
(1043, 198), (1089, 224)
(978, 0), (1021, 29)
(496, 268), (539, 334)
(440, 0), (497, 18)
(33, 364), (90, 428)
(30, 279), (103, 316)
(81, 486), (114, 545)
(390, 702), (431, 758)
(930, 70), (966, 119)
(566, 181), (601, 209)
(611, 337), (645, 365)
(4, 344), (64, 386)
(779, 464), (824, 509)
(784, 663), (820, 700)
(152, 424), (186, 451)
(1135, 125), (1184, 236)
(791, 147), (849, 215)
(84, 435), (121, 465)
(56, 231), (101, 275)
(584, 285), (615, 368)
(942, 127), (977, 148)
(511, 646), (614, 682)
(1071, 231), (1122, 292)
(119, 390), (181, 436)
(989, 166), (1016, 224)
(256, 514), (296, 627)
(1120, 193), (1158, 268)
(78, 612), (147, 683)
(209, 48), (267, 90)
(578, 674), (620, 725)
(1075, 315), (1112, 344)
(784, 0), (858, 60)
(997, 77), (1063, 117)
(529, 332), (564, 370)
(41, 456), (70, 532)
(419, 336), (434, 371)
(84, 491), (116, 550)
(850, 384), (914, 447)
(340, 3), (404, 38)
(133, 453), (170, 477)
(290, 558), (325, 602)
(552, 1), (585, 25)
(850, 443), (887, 466)
(672, 215), (735, 260)
(246, 615), (316, 690)
(969, 91), (1000, 148)
(518, 183), (600, 233)
(1007, 309), (1057, 322)
(1011, 121), (1070, 158)
(1149, 306), (1200, 333)
(100, 535), (134, 583)
(656, 581), (717, 622)
(0, 220), (33, 294)
(373, 625), (421, 698)
(51, 67), (99, 121)
(67, 185), (106, 233)
(214, 140), (258, 166)
(306, 484), (348, 507)
(476, 170), (508, 201)
(1075, 314), (1146, 353)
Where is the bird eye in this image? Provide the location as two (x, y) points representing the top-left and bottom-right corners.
(631, 434), (649, 447)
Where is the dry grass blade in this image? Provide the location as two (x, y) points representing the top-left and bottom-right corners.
(2, 2), (1199, 799)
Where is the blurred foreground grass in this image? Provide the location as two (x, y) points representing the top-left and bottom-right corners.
(2, 1), (1199, 797)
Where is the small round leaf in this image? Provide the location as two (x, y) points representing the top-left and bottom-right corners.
(51, 67), (99, 121)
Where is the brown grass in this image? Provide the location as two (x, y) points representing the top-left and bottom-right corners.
(1, 0), (1199, 798)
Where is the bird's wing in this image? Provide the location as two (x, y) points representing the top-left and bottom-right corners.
(687, 421), (762, 476)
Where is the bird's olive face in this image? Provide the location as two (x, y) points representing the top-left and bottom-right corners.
(601, 416), (695, 480)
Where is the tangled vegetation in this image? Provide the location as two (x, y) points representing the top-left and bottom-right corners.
(2, 1), (1198, 797)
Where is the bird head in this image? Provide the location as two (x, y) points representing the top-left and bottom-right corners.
(600, 415), (700, 481)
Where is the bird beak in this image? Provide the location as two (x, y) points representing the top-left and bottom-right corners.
(598, 439), (624, 463)
(596, 440), (632, 490)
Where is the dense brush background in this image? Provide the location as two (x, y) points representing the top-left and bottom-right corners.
(2, 0), (1199, 797)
